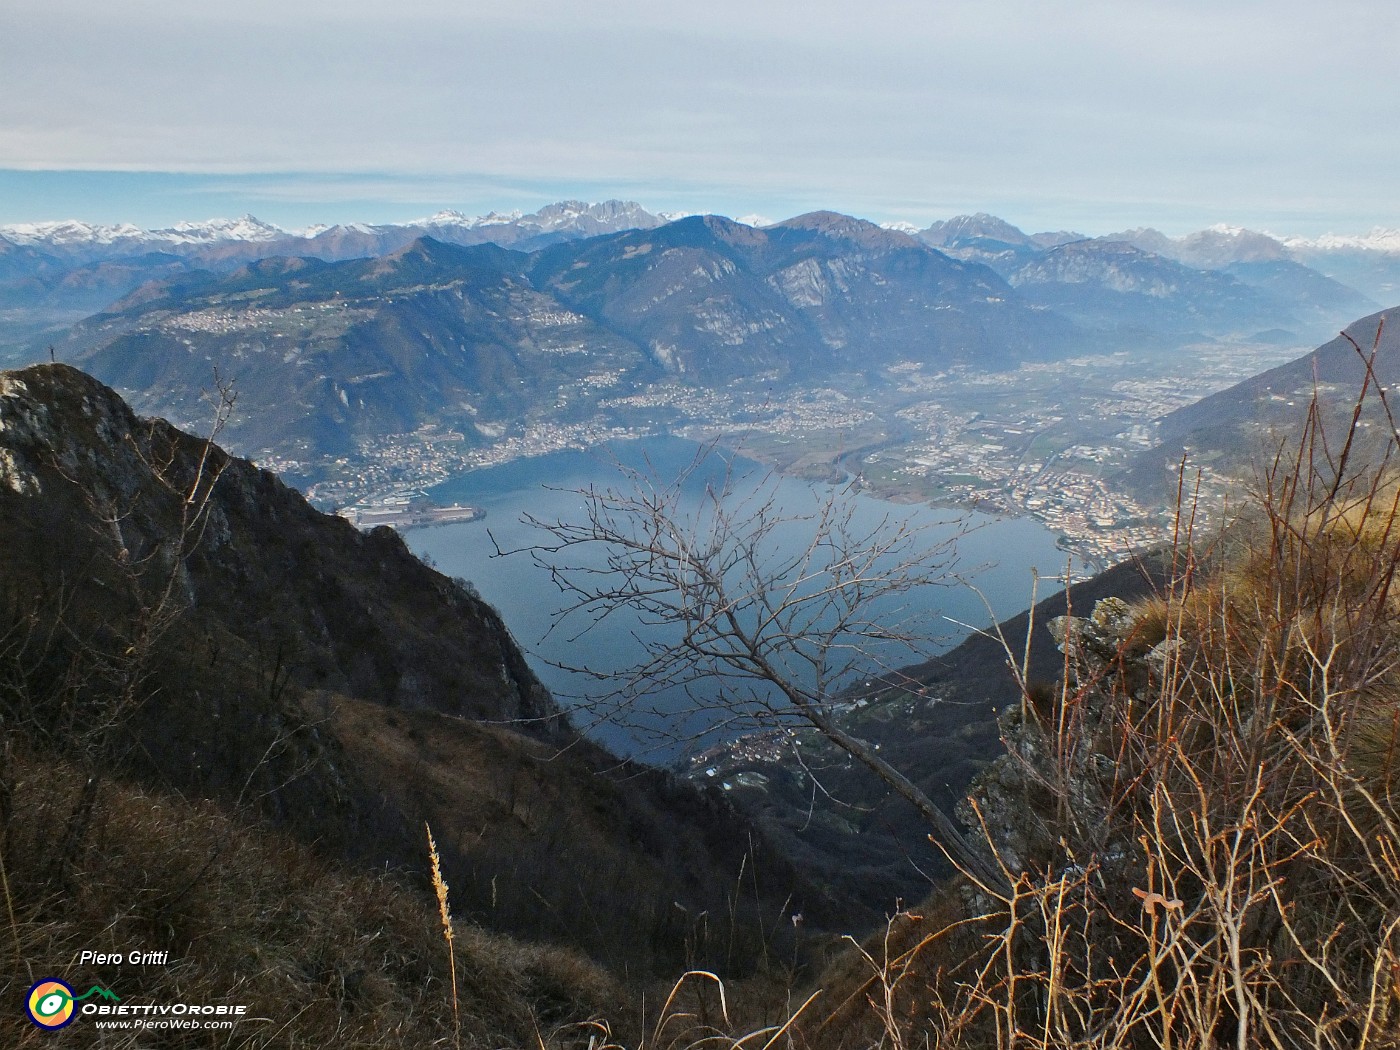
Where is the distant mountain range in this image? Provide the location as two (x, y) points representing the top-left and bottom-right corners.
(920, 212), (1085, 251)
(527, 211), (1075, 377)
(0, 201), (671, 345)
(4, 201), (1396, 350)
(915, 215), (1382, 343)
(1101, 224), (1400, 306)
(51, 212), (1075, 469)
(0, 199), (672, 263)
(8, 199), (1399, 499)
(924, 216), (1400, 303)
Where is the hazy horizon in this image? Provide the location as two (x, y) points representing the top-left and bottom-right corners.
(5, 1), (1398, 238)
(1, 175), (1397, 245)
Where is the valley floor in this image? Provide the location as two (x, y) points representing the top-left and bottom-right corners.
(308, 338), (1304, 570)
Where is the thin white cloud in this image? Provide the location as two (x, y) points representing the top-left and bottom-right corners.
(3, 0), (1398, 231)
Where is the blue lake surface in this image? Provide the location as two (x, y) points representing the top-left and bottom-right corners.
(406, 437), (1079, 761)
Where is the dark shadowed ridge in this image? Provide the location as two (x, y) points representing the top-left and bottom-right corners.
(700, 554), (1165, 911)
(0, 362), (836, 973)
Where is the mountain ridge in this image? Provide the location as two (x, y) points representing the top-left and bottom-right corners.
(0, 199), (666, 259)
(1119, 306), (1400, 503)
(5, 202), (1394, 355)
(0, 362), (834, 971)
(53, 222), (1077, 475)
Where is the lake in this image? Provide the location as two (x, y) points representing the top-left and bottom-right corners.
(406, 436), (1080, 762)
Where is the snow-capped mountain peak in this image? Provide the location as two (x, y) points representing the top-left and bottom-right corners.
(527, 199), (662, 232)
(159, 215), (288, 243)
(0, 219), (147, 247)
(922, 213), (1034, 247)
(406, 201), (660, 234)
(0, 215), (289, 250)
(414, 209), (524, 229)
(1283, 228), (1400, 253)
(0, 199), (668, 256)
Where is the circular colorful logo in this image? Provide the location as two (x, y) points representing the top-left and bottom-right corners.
(27, 979), (76, 1030)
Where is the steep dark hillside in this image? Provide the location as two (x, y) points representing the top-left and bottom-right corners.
(692, 555), (1163, 911)
(0, 748), (626, 1049)
(0, 364), (828, 973)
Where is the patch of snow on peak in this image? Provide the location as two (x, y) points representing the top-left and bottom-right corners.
(880, 221), (922, 234)
(1284, 228), (1400, 253)
(0, 215), (291, 248)
(468, 210), (524, 227)
(0, 220), (146, 246)
(734, 214), (773, 228)
(159, 215), (287, 243)
(408, 209), (522, 228)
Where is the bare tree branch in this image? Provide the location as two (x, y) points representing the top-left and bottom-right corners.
(510, 446), (1006, 888)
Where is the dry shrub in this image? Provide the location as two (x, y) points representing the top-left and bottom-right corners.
(795, 341), (1400, 1048)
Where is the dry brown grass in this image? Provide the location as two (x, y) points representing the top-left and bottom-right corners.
(0, 749), (623, 1048)
(781, 343), (1400, 1048)
(12, 353), (1400, 1048)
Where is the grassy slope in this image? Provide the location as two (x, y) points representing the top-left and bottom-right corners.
(0, 364), (828, 1035)
(1, 750), (623, 1049)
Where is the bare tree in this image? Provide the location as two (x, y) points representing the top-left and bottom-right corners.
(512, 447), (1004, 888)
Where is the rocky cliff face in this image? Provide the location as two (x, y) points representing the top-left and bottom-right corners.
(965, 596), (1154, 871)
(0, 363), (557, 728)
(0, 364), (826, 972)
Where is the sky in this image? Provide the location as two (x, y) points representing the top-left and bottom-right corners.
(3, 0), (1398, 236)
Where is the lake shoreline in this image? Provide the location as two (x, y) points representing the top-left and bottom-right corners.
(404, 436), (1078, 761)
